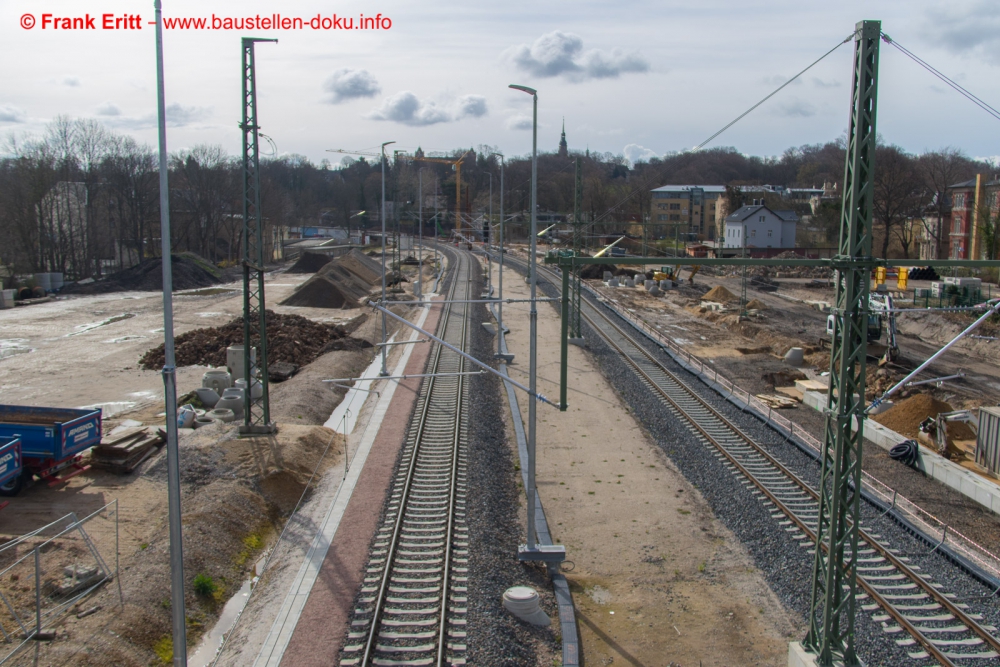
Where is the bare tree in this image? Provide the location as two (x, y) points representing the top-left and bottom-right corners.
(873, 145), (923, 259)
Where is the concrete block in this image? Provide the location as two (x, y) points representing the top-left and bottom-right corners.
(787, 642), (816, 667)
(785, 347), (805, 366)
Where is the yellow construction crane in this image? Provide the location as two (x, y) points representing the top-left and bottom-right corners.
(402, 150), (473, 235)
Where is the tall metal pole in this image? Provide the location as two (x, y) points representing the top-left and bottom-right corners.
(153, 3), (187, 663)
(417, 167), (424, 298)
(805, 20), (880, 666)
(379, 141), (395, 376)
(487, 173), (493, 294)
(240, 37), (277, 435)
(510, 84), (538, 550)
(489, 153), (506, 356)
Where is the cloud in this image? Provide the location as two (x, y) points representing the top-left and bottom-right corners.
(811, 77), (840, 88)
(323, 68), (381, 104)
(775, 100), (816, 117)
(504, 31), (649, 82)
(456, 95), (487, 119)
(62, 76), (80, 87)
(96, 102), (121, 117)
(505, 114), (533, 131)
(103, 103), (212, 129)
(0, 105), (26, 123)
(925, 2), (1000, 64)
(623, 143), (658, 166)
(367, 92), (488, 126)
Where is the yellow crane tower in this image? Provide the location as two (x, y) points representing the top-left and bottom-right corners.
(403, 150), (473, 235)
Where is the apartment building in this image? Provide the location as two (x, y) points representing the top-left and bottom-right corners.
(649, 185), (725, 240)
(722, 204), (798, 249)
(948, 175), (1000, 259)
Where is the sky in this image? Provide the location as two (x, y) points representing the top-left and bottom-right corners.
(3, 0), (1000, 167)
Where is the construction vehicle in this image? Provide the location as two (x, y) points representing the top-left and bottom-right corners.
(0, 405), (101, 496)
(826, 292), (898, 362)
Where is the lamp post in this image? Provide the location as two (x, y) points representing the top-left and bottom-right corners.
(154, 2), (188, 663)
(489, 152), (506, 357)
(417, 167), (427, 299)
(380, 140), (395, 376)
(487, 171), (493, 295)
(509, 83), (538, 552)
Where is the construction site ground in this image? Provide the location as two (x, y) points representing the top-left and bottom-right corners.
(496, 258), (804, 666)
(580, 262), (1000, 554)
(0, 254), (435, 666)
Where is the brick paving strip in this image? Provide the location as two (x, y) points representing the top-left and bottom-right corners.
(253, 296), (445, 667)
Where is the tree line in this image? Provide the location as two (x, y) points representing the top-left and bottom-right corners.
(1, 117), (993, 279)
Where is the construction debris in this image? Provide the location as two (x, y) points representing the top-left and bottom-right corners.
(139, 311), (364, 370)
(90, 426), (166, 474)
(755, 394), (798, 409)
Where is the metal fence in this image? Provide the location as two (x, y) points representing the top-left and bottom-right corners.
(0, 501), (120, 664)
(586, 284), (1000, 585)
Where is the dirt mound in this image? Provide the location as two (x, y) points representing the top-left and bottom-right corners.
(139, 310), (364, 369)
(581, 264), (614, 279)
(62, 253), (221, 294)
(336, 248), (383, 284)
(873, 393), (953, 438)
(949, 420), (977, 441)
(280, 274), (365, 309)
(746, 298), (767, 310)
(286, 252), (332, 274)
(702, 285), (738, 303)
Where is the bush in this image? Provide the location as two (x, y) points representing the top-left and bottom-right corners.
(192, 573), (217, 596)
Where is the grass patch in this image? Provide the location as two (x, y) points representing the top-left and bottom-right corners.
(153, 636), (173, 664)
(193, 573), (218, 597)
(677, 509), (690, 515)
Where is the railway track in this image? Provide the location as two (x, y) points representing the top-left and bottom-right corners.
(342, 248), (473, 667)
(503, 253), (1000, 666)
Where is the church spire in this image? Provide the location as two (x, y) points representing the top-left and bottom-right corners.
(558, 117), (568, 157)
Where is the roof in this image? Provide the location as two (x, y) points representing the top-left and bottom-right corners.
(650, 184), (726, 194)
(724, 204), (799, 223)
(949, 178), (978, 190)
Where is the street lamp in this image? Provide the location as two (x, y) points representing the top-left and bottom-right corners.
(380, 140), (395, 376)
(488, 152), (506, 358)
(509, 83), (539, 554)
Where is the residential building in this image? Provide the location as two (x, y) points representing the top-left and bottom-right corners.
(650, 184), (725, 241)
(722, 204), (798, 250)
(948, 175), (1000, 259)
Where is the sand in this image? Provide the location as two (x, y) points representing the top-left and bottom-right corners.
(702, 285), (739, 303)
(872, 393), (953, 439)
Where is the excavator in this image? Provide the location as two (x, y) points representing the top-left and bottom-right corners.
(826, 292), (898, 363)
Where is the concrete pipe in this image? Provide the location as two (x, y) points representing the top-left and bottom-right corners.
(502, 586), (550, 626)
(206, 408), (236, 423)
(202, 369), (232, 394)
(195, 387), (220, 408)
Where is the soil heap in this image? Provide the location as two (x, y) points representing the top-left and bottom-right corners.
(139, 310), (365, 370)
(62, 253), (221, 294)
(280, 249), (383, 309)
(702, 285), (739, 303)
(746, 298), (767, 310)
(872, 393), (953, 438)
(286, 252), (333, 274)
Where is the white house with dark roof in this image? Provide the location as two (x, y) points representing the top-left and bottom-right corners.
(722, 204), (798, 249)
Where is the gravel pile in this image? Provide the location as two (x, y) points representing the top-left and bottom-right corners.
(61, 253), (221, 294)
(286, 251), (332, 273)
